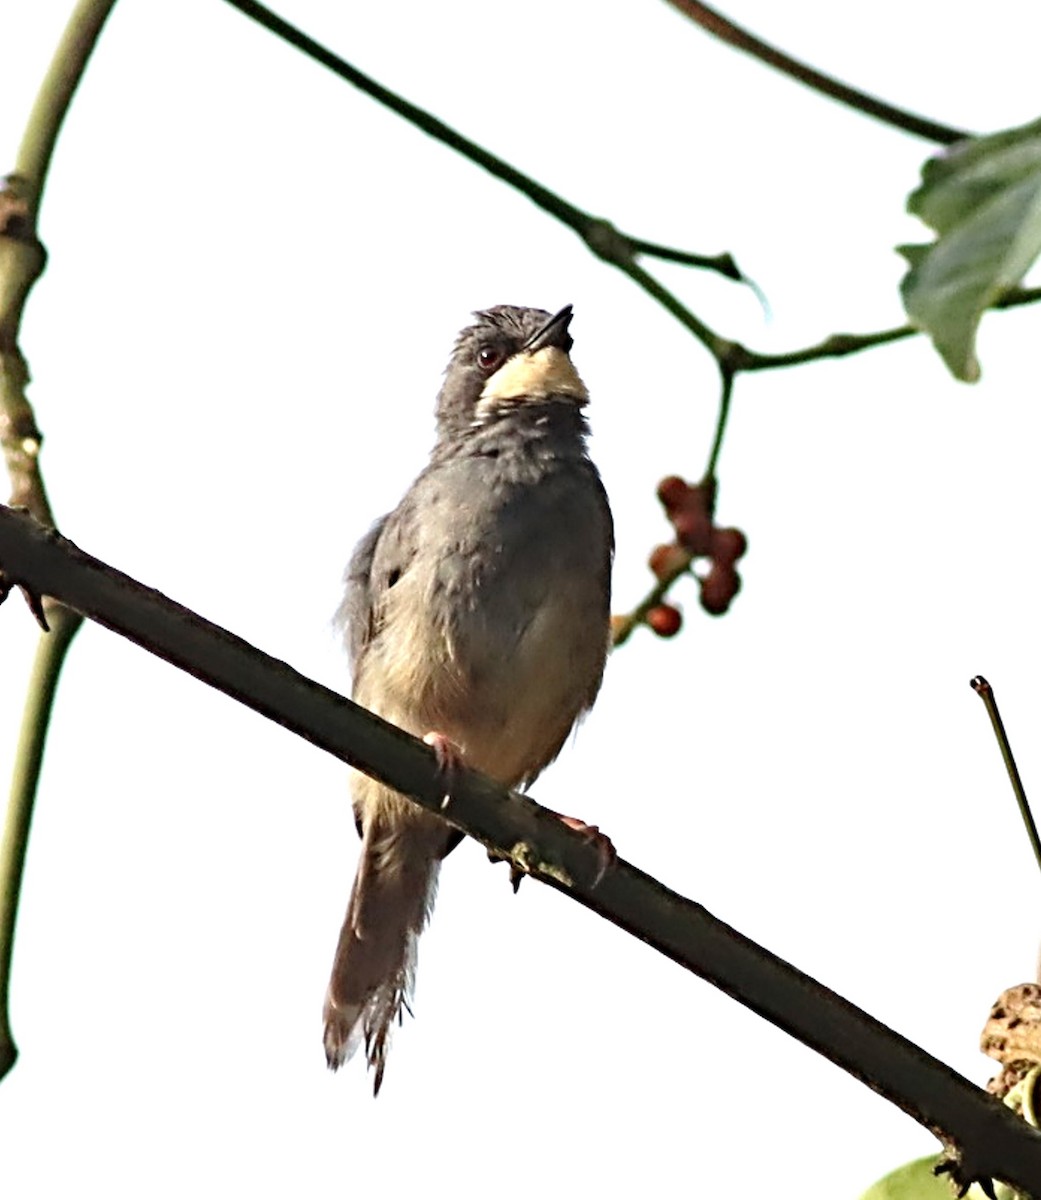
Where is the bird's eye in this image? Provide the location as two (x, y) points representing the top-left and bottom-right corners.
(477, 346), (505, 372)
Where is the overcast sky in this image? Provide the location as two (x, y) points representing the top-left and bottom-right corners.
(2, 3), (1041, 1198)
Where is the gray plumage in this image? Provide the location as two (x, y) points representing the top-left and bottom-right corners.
(323, 305), (613, 1092)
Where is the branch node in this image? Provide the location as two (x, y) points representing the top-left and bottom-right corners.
(508, 841), (574, 888)
(0, 176), (38, 243)
(583, 218), (634, 268)
(714, 251), (742, 281)
(716, 340), (753, 373)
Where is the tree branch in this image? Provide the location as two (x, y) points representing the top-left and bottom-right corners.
(0, 0), (117, 1080)
(0, 502), (1040, 1192)
(662, 0), (969, 145)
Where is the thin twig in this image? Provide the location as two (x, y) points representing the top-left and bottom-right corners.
(0, 0), (117, 1081)
(219, 0), (744, 286)
(1, 505), (1041, 1193)
(628, 239), (741, 279)
(730, 285), (1041, 372)
(970, 676), (1041, 881)
(662, 0), (969, 145)
(216, 0), (1041, 382)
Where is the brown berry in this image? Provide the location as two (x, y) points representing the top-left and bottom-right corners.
(646, 603), (682, 637)
(648, 543), (690, 580)
(699, 564), (741, 616)
(672, 509), (714, 556)
(711, 527), (747, 564)
(656, 475), (692, 512)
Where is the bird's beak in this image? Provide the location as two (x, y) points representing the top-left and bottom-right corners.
(477, 304), (587, 409)
(523, 304), (574, 354)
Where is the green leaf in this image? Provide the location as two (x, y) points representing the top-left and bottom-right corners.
(899, 116), (1041, 382)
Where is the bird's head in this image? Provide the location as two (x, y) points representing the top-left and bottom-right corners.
(435, 304), (588, 435)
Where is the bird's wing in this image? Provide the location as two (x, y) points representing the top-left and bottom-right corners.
(336, 500), (423, 672)
(336, 516), (387, 671)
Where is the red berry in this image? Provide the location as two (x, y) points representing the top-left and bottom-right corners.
(699, 564), (741, 616)
(711, 527), (748, 564)
(672, 509), (714, 556)
(646, 603), (683, 637)
(657, 475), (692, 512)
(648, 543), (689, 580)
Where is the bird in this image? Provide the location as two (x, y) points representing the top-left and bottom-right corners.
(322, 303), (614, 1093)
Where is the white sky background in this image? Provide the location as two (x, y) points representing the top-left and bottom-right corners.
(2, 1), (1041, 1196)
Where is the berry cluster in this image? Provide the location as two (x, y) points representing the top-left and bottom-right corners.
(644, 475), (747, 635)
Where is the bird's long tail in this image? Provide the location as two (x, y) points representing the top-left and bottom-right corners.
(323, 802), (446, 1094)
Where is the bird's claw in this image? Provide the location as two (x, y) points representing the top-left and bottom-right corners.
(555, 814), (615, 887)
(422, 731), (464, 773)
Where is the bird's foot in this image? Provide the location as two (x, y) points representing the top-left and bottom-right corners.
(498, 810), (615, 891)
(422, 731), (465, 772)
(423, 732), (465, 809)
(553, 813), (616, 888)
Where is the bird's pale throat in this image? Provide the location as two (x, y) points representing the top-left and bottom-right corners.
(479, 346), (589, 407)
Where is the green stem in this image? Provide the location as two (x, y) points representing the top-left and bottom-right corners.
(704, 367), (734, 480)
(14, 0), (119, 217)
(0, 604), (81, 1077)
(738, 323), (918, 371)
(732, 285), (1041, 373)
(0, 0), (115, 1083)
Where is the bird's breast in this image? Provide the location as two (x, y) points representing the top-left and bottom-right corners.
(355, 456), (611, 786)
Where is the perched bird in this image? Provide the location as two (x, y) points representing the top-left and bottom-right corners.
(323, 304), (614, 1092)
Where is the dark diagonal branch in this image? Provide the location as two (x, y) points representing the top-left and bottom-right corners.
(662, 0), (969, 145)
(0, 0), (118, 1081)
(1, 503), (1040, 1193)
